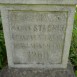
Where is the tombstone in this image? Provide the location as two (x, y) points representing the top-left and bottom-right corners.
(0, 0), (77, 77)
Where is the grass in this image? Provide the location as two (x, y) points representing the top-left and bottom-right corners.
(0, 17), (7, 70)
(69, 6), (77, 76)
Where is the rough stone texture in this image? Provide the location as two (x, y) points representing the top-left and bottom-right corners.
(0, 62), (75, 77)
(0, 0), (76, 70)
(1, 5), (76, 68)
(0, 0), (76, 4)
(9, 11), (67, 64)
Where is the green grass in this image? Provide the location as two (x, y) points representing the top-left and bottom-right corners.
(75, 71), (77, 77)
(69, 6), (77, 76)
(0, 17), (6, 70)
(70, 8), (77, 67)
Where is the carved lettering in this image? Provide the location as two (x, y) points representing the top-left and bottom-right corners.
(9, 11), (67, 64)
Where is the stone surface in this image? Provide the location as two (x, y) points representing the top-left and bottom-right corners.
(1, 5), (76, 68)
(9, 11), (67, 64)
(0, 62), (75, 77)
(0, 0), (76, 4)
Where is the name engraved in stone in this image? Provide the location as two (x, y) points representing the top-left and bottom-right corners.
(8, 11), (67, 64)
(11, 24), (65, 32)
(13, 42), (62, 49)
(11, 33), (64, 41)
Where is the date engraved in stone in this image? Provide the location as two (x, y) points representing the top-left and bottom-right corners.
(8, 11), (67, 64)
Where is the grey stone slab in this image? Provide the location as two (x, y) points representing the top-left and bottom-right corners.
(0, 0), (76, 5)
(9, 11), (67, 64)
(0, 62), (75, 77)
(0, 0), (76, 69)
(0, 4), (76, 68)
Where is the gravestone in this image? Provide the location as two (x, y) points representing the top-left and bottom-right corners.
(0, 0), (77, 77)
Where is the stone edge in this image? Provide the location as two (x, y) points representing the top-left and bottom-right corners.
(0, 0), (76, 5)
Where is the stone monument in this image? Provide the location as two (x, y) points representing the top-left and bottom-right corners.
(0, 0), (77, 77)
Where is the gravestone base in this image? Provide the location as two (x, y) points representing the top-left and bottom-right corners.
(0, 62), (75, 77)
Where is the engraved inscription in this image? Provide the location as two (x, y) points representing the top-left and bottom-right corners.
(8, 11), (67, 64)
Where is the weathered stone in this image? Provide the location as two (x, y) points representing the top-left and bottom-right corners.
(0, 0), (76, 68)
(0, 62), (75, 77)
(0, 0), (77, 4)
